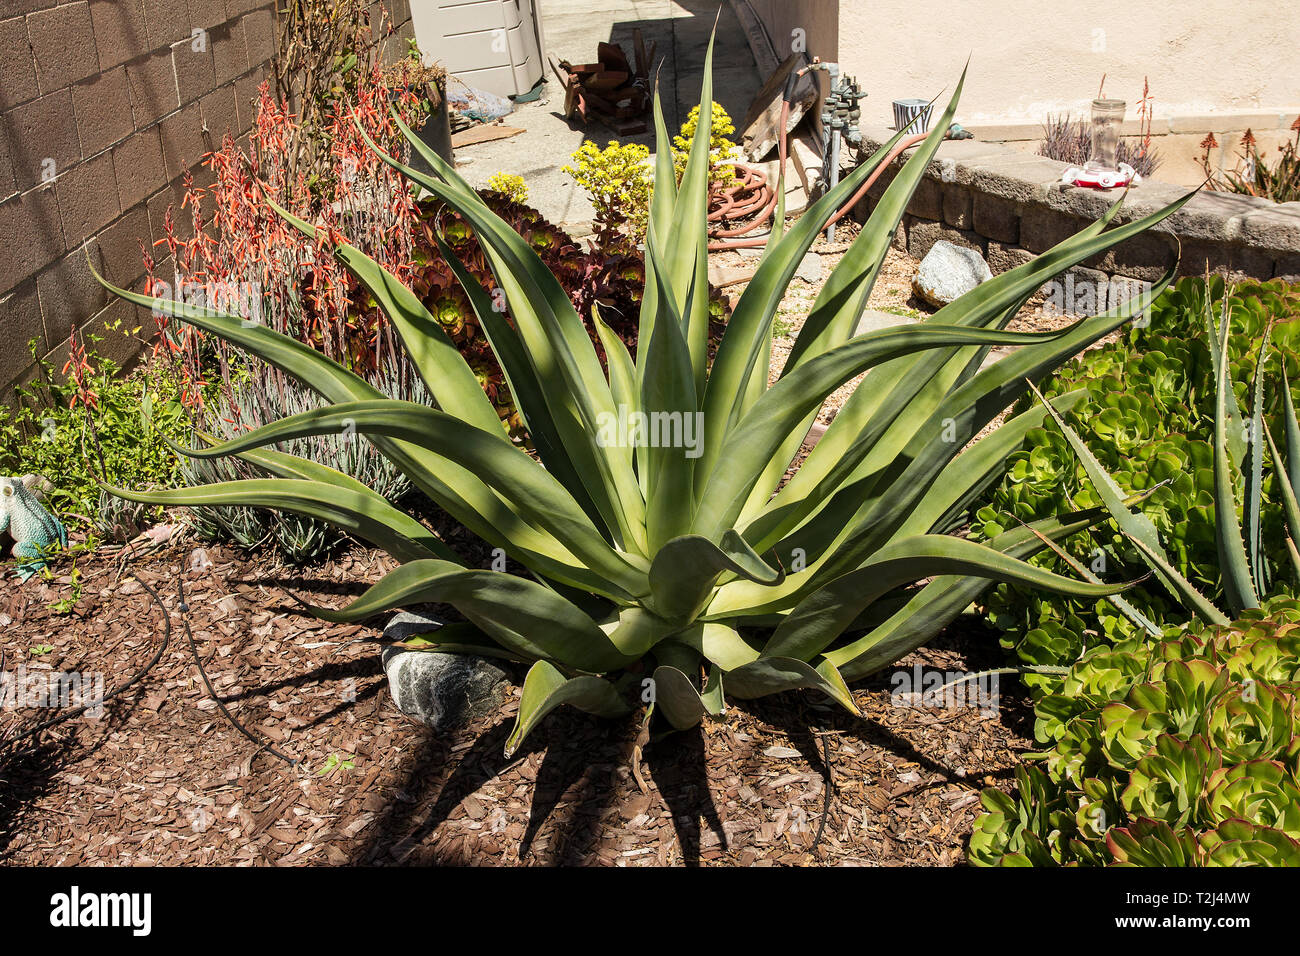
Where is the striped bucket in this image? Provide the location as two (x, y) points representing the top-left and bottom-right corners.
(892, 98), (933, 134)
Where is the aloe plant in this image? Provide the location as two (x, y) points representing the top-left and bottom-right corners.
(1025, 280), (1300, 635)
(92, 50), (1193, 755)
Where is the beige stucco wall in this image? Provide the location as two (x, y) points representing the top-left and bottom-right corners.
(839, 0), (1299, 126)
(746, 0), (1300, 187)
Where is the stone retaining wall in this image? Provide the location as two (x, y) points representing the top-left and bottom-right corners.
(851, 124), (1300, 292)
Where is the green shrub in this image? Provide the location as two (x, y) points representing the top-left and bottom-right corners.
(0, 334), (191, 536)
(978, 276), (1300, 683)
(970, 596), (1300, 866)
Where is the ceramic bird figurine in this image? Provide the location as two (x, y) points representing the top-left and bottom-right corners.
(0, 475), (68, 581)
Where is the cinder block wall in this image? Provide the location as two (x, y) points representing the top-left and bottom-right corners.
(0, 0), (416, 403)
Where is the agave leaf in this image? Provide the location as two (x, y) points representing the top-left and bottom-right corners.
(1284, 369), (1300, 496)
(640, 227), (700, 550)
(172, 400), (650, 596)
(395, 620), (536, 666)
(633, 86), (678, 391)
(764, 533), (1137, 662)
(893, 389), (1089, 538)
(375, 113), (649, 553)
(779, 228), (1183, 578)
(710, 272), (1172, 617)
(1203, 288), (1247, 466)
(102, 479), (444, 565)
(436, 231), (604, 525)
(695, 322), (1079, 539)
(1264, 421), (1300, 582)
(720, 75), (968, 511)
(506, 661), (630, 756)
(827, 509), (1115, 677)
(593, 311), (640, 420)
(786, 70), (966, 376)
(304, 559), (636, 673)
(88, 261), (619, 595)
(1013, 518), (1163, 638)
(724, 656), (860, 715)
(1212, 310), (1260, 614)
(265, 198), (503, 437)
(660, 36), (714, 393)
(743, 182), (1183, 526)
(741, 299), (1022, 538)
(648, 530), (781, 622)
(650, 664), (724, 730)
(757, 197), (1129, 532)
(603, 605), (681, 658)
(188, 437), (461, 563)
(1026, 379), (1232, 625)
(671, 621), (761, 670)
(699, 126), (914, 474)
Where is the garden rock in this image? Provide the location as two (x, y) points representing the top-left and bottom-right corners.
(382, 612), (510, 731)
(911, 240), (992, 306)
(796, 251), (823, 283)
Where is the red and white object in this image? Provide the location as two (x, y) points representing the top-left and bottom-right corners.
(1062, 162), (1140, 189)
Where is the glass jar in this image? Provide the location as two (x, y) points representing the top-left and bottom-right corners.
(1085, 98), (1127, 173)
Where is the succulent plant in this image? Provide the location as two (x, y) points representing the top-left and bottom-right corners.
(972, 596), (1300, 867)
(94, 50), (1191, 756)
(981, 278), (1300, 674)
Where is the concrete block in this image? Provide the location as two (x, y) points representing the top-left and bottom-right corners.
(1019, 204), (1090, 254)
(89, 0), (150, 72)
(158, 100), (203, 180)
(0, 16), (40, 110)
(0, 279), (47, 386)
(907, 174), (943, 221)
(125, 48), (180, 125)
(200, 82), (240, 141)
(0, 185), (64, 288)
(907, 216), (985, 260)
(173, 36), (216, 106)
(7, 89), (81, 191)
(972, 190), (1020, 244)
(36, 243), (108, 339)
(942, 184), (972, 228)
(1237, 205), (1300, 252)
(241, 6), (276, 66)
(209, 19), (249, 87)
(96, 202), (151, 287)
(987, 241), (1035, 274)
(141, 0), (190, 48)
(112, 126), (164, 209)
(55, 149), (120, 246)
(73, 66), (134, 156)
(28, 1), (97, 90)
(959, 155), (1065, 203)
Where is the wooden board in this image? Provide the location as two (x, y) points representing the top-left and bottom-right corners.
(739, 52), (819, 162)
(450, 125), (525, 148)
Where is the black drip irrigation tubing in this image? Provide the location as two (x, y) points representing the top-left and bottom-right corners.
(0, 576), (171, 753)
(2, 568), (297, 769)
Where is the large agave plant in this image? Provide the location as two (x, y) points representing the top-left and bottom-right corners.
(94, 51), (1195, 754)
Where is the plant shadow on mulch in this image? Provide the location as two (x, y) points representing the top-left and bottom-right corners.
(2, 540), (1037, 867)
(345, 617), (1036, 867)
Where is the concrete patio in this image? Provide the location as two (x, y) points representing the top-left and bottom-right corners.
(445, 0), (767, 231)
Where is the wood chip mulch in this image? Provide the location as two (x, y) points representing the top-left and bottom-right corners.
(0, 536), (1034, 867)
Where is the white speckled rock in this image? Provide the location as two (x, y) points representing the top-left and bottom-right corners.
(381, 612), (510, 731)
(912, 240), (992, 307)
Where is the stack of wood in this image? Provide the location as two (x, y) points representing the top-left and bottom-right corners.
(551, 31), (656, 135)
